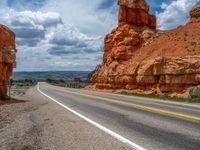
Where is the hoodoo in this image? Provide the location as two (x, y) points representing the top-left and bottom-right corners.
(0, 25), (16, 99)
(88, 1), (200, 98)
(118, 0), (156, 29)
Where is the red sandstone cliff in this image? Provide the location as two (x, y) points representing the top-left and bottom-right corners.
(88, 1), (200, 97)
(0, 25), (16, 99)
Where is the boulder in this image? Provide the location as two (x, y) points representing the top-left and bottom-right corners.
(189, 86), (200, 98)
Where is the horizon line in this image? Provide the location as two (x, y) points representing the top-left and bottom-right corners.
(14, 70), (92, 73)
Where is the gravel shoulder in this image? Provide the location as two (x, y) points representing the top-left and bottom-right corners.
(0, 86), (132, 150)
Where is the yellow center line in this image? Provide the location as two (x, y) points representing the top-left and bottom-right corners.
(62, 89), (200, 121)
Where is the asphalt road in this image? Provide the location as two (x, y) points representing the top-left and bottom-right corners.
(38, 82), (200, 150)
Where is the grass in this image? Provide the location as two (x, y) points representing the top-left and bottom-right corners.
(120, 92), (200, 103)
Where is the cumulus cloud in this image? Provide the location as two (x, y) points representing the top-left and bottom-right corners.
(48, 25), (87, 46)
(1, 10), (64, 46)
(42, 0), (118, 36)
(1, 8), (102, 51)
(0, 3), (104, 71)
(46, 24), (102, 56)
(4, 10), (62, 27)
(157, 0), (198, 29)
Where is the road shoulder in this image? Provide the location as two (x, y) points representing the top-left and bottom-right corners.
(0, 86), (132, 150)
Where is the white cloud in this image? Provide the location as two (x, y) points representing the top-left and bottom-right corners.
(5, 10), (62, 27)
(41, 0), (118, 36)
(2, 10), (63, 46)
(0, 0), (117, 71)
(0, 7), (103, 71)
(157, 0), (198, 29)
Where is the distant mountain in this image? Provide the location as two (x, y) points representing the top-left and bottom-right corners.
(13, 71), (91, 81)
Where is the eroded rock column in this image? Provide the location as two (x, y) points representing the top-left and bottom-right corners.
(118, 0), (156, 29)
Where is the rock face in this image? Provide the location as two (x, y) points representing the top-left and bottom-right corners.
(88, 1), (200, 97)
(190, 2), (200, 18)
(0, 25), (16, 99)
(189, 2), (200, 24)
(118, 0), (156, 30)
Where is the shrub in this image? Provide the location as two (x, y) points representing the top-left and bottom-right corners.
(184, 31), (189, 37)
(189, 86), (200, 98)
(191, 42), (196, 46)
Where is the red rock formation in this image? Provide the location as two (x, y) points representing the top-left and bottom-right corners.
(189, 2), (200, 23)
(88, 1), (200, 97)
(118, 0), (156, 30)
(190, 2), (200, 18)
(0, 24), (16, 99)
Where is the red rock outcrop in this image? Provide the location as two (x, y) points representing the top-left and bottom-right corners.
(118, 0), (156, 30)
(0, 25), (16, 99)
(88, 1), (200, 97)
(190, 2), (200, 18)
(189, 2), (200, 24)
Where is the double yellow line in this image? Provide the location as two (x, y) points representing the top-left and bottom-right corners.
(64, 89), (200, 121)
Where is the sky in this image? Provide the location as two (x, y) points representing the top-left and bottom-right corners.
(0, 0), (198, 72)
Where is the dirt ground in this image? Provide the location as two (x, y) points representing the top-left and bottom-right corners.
(0, 86), (131, 150)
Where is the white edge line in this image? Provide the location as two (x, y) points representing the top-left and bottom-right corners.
(37, 84), (146, 150)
